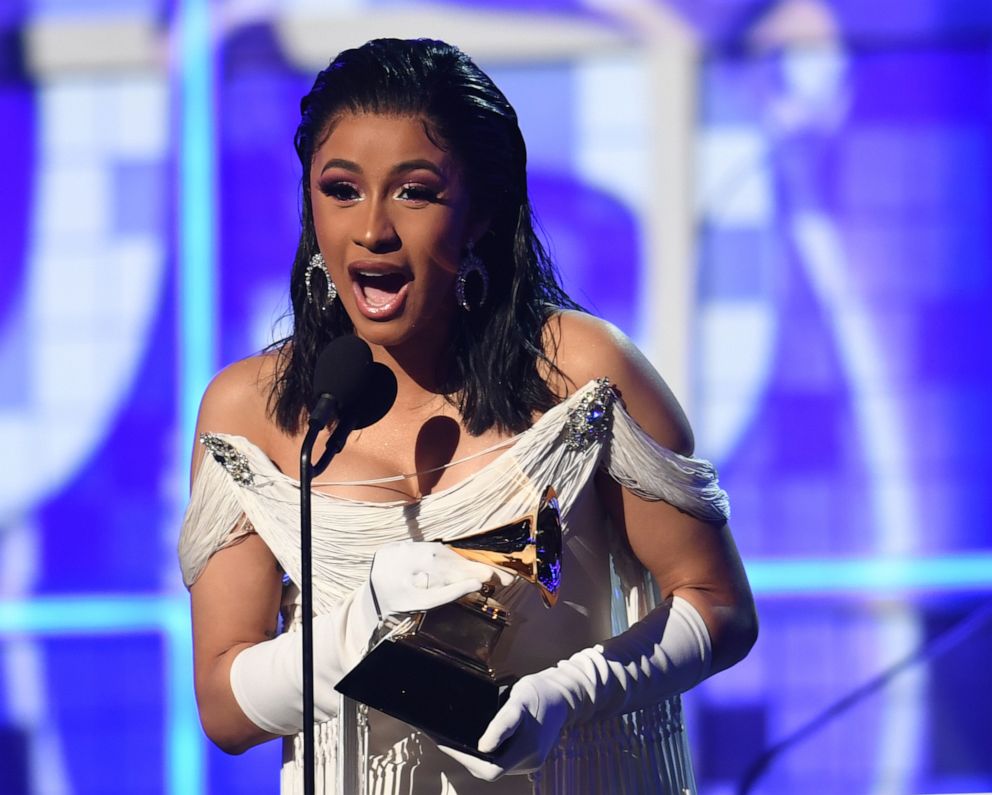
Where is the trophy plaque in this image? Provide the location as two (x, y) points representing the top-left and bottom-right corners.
(335, 485), (563, 756)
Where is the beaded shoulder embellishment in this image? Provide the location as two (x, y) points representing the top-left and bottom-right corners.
(200, 433), (254, 486)
(563, 377), (616, 452)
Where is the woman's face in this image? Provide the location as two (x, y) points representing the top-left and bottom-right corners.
(309, 112), (477, 351)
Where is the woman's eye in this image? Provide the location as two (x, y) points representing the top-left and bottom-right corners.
(321, 182), (361, 202)
(396, 184), (439, 203)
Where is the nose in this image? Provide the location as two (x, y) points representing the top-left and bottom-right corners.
(355, 197), (400, 254)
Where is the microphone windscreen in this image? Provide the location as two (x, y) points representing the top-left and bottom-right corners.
(353, 362), (398, 430)
(312, 335), (373, 415)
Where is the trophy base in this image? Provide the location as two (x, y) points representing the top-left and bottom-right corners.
(336, 630), (515, 758)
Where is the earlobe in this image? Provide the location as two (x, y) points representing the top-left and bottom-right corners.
(467, 215), (491, 246)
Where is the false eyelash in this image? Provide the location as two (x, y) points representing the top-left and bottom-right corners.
(320, 181), (361, 201)
(397, 184), (440, 202)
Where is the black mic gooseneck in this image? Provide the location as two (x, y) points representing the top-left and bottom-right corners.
(299, 422), (320, 795)
(299, 336), (396, 795)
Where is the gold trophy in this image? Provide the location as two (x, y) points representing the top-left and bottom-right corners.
(335, 486), (562, 756)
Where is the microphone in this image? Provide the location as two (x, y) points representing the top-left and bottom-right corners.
(298, 335), (396, 795)
(352, 360), (399, 429)
(308, 334), (374, 429)
(308, 336), (398, 471)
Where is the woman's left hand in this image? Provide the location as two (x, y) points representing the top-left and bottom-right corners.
(439, 593), (716, 780)
(438, 672), (570, 780)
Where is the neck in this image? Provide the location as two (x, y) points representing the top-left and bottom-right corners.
(368, 324), (457, 406)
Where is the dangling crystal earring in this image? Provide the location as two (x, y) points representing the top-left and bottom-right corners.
(455, 243), (489, 312)
(306, 252), (337, 310)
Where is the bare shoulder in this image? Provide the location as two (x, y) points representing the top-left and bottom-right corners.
(544, 310), (694, 455)
(197, 352), (280, 435)
(190, 351), (283, 481)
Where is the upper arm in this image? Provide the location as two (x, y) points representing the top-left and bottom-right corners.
(189, 529), (284, 751)
(190, 531), (284, 676)
(186, 354), (285, 748)
(549, 311), (757, 671)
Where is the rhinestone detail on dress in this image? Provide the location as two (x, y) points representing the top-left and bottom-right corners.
(563, 377), (616, 451)
(200, 433), (254, 486)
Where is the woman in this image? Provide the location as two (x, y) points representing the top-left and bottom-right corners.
(179, 38), (757, 794)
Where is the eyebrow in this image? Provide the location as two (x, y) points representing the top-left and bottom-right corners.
(318, 158), (445, 178)
(391, 159), (445, 178)
(319, 158), (362, 175)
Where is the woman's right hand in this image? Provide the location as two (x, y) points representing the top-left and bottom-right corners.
(369, 540), (513, 618)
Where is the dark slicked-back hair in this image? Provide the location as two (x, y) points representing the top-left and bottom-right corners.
(270, 38), (581, 435)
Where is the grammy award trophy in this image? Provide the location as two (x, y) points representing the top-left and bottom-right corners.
(335, 485), (563, 756)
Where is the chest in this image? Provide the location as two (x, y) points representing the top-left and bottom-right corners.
(263, 408), (519, 503)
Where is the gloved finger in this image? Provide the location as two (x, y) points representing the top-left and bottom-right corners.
(437, 745), (505, 782)
(430, 546), (514, 587)
(477, 697), (526, 754)
(412, 579), (486, 610)
(411, 571), (430, 589)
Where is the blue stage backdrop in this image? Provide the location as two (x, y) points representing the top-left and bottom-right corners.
(1, 2), (991, 794)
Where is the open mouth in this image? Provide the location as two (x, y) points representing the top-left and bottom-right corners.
(355, 270), (411, 308)
(348, 263), (413, 319)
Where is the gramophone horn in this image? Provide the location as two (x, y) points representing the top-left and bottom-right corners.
(445, 485), (562, 607)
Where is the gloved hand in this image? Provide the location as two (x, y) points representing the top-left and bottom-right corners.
(439, 595), (712, 780)
(369, 540), (513, 618)
(231, 540), (511, 735)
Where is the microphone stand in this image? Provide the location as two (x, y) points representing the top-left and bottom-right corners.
(299, 412), (357, 795)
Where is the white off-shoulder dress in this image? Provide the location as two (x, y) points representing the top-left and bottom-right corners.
(179, 379), (730, 795)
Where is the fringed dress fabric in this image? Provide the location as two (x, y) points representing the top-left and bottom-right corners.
(179, 378), (730, 795)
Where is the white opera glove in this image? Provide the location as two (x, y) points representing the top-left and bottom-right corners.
(439, 595), (712, 781)
(229, 580), (378, 735)
(369, 540), (513, 619)
(230, 541), (511, 736)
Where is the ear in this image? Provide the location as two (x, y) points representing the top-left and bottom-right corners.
(466, 214), (491, 248)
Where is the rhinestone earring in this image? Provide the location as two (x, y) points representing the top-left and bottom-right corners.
(455, 243), (489, 312)
(305, 252), (337, 310)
